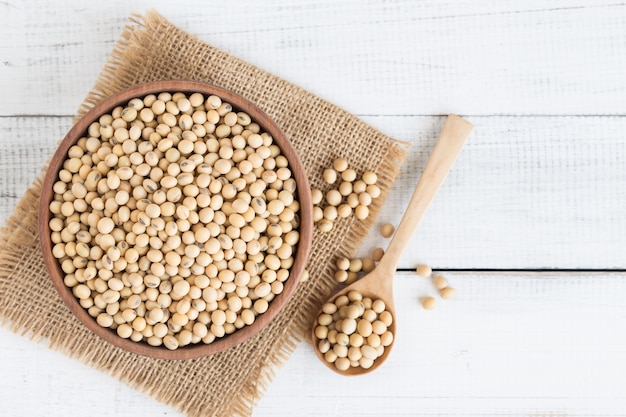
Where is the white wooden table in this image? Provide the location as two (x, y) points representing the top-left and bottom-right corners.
(2, 1), (626, 416)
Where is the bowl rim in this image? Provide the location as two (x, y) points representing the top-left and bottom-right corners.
(38, 80), (313, 359)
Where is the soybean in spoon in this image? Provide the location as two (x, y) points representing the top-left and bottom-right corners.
(311, 114), (474, 376)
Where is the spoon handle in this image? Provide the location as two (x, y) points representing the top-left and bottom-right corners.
(377, 115), (473, 273)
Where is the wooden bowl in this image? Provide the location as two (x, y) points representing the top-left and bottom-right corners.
(39, 80), (313, 359)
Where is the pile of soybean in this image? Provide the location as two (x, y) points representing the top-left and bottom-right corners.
(48, 91), (300, 350)
(315, 290), (394, 371)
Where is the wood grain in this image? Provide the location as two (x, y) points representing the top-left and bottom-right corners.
(260, 271), (626, 417)
(1, 1), (625, 116)
(357, 115), (626, 270)
(2, 271), (626, 416)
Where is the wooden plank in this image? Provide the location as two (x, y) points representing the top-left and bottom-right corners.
(0, 117), (70, 218)
(257, 272), (626, 416)
(358, 114), (626, 269)
(1, 0), (626, 116)
(2, 271), (626, 416)
(2, 115), (625, 269)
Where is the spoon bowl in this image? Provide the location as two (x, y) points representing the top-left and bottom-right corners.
(312, 265), (397, 376)
(311, 114), (474, 375)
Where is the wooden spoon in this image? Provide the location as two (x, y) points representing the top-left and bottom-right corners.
(311, 114), (474, 376)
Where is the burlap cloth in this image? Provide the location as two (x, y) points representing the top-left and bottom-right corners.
(0, 11), (407, 417)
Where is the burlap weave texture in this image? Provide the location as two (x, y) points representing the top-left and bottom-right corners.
(0, 11), (407, 417)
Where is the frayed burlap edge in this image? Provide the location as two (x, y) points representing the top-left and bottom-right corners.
(0, 11), (408, 417)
